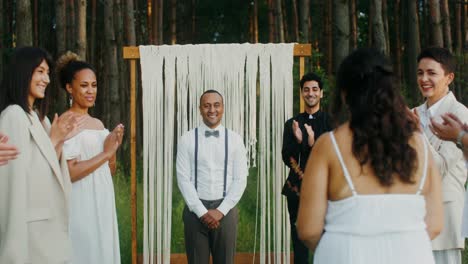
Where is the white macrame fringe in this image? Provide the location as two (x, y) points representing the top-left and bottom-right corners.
(139, 43), (294, 264)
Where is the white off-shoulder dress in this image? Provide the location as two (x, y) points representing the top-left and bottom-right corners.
(63, 129), (121, 264)
(313, 132), (435, 264)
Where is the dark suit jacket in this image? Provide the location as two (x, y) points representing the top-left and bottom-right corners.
(281, 110), (332, 197)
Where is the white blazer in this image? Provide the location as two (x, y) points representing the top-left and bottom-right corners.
(0, 105), (72, 263)
(416, 92), (468, 250)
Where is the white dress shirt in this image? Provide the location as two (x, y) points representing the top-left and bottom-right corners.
(176, 123), (248, 218)
(419, 92), (449, 129)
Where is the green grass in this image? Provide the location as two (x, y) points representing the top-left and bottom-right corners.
(113, 168), (468, 263)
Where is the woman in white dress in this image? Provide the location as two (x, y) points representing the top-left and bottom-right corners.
(56, 52), (124, 264)
(297, 48), (444, 264)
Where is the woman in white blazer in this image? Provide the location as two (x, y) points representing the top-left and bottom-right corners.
(0, 47), (78, 263)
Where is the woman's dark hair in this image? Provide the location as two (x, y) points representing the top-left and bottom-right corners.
(0, 46), (53, 120)
(333, 48), (418, 186)
(417, 46), (455, 74)
(56, 51), (96, 104)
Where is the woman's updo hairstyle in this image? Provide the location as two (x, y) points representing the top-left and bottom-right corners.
(333, 48), (418, 186)
(56, 52), (96, 88)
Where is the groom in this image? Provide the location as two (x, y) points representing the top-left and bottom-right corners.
(176, 90), (248, 264)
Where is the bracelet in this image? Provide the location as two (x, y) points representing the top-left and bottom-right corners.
(456, 130), (467, 150)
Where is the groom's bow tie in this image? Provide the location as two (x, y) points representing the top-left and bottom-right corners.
(205, 130), (220, 138)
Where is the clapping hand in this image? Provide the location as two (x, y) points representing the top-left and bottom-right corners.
(408, 108), (423, 132)
(304, 124), (315, 147)
(104, 124), (125, 155)
(64, 114), (87, 140)
(50, 112), (82, 146)
(0, 133), (19, 166)
(430, 113), (467, 142)
(292, 120), (303, 144)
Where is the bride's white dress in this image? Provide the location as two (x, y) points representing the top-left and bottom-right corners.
(313, 132), (435, 264)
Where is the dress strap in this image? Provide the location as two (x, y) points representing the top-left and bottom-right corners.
(194, 128), (199, 190)
(329, 132), (357, 196)
(416, 134), (429, 195)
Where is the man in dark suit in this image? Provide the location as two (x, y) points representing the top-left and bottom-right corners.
(282, 72), (332, 263)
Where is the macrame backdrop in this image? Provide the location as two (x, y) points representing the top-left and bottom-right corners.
(139, 43), (294, 264)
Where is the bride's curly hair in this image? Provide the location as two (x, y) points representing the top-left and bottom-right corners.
(333, 48), (418, 186)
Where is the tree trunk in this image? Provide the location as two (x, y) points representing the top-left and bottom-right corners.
(299, 0), (309, 43)
(6, 1), (13, 48)
(371, 0), (388, 54)
(158, 0), (163, 44)
(249, 0), (259, 43)
(125, 0), (137, 45)
(382, 0), (390, 54)
(465, 1), (468, 50)
(368, 0), (373, 47)
(16, 0), (33, 46)
(150, 0), (164, 44)
(393, 0), (402, 79)
(104, 0), (120, 127)
(76, 0), (86, 59)
(249, 1), (254, 42)
(170, 0), (176, 44)
(440, 0), (452, 52)
(463, 0), (468, 49)
(54, 0), (67, 112)
(429, 0), (443, 47)
(273, 0), (284, 43)
(349, 0), (357, 49)
(55, 0), (67, 55)
(455, 1), (462, 53)
(114, 0), (128, 163)
(151, 0), (158, 44)
(33, 0), (38, 46)
(326, 0), (333, 74)
(407, 0), (421, 105)
(191, 0), (196, 42)
(253, 0), (259, 43)
(89, 0), (97, 63)
(281, 0), (289, 42)
(421, 0), (429, 46)
(291, 0), (299, 42)
(147, 0), (153, 43)
(66, 0), (75, 51)
(268, 0), (276, 42)
(333, 0), (349, 74)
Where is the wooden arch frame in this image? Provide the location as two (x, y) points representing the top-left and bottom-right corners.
(123, 44), (312, 264)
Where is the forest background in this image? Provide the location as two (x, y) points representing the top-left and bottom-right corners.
(1, 0), (468, 263)
(1, 0), (467, 167)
